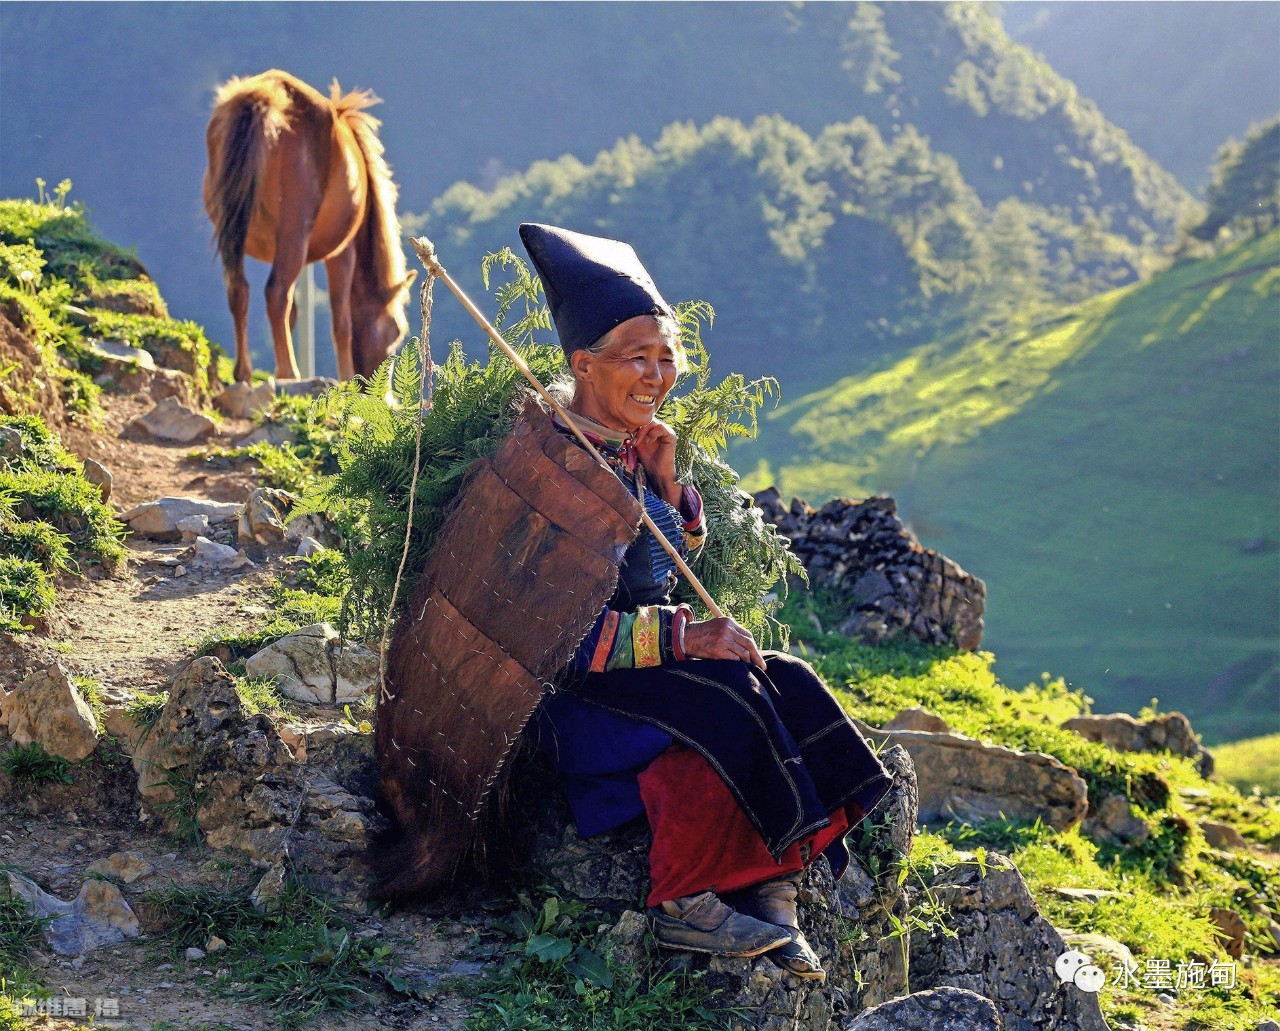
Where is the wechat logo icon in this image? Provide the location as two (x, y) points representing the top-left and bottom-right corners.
(1055, 949), (1106, 994)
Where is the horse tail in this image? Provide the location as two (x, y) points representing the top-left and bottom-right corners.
(206, 74), (292, 279)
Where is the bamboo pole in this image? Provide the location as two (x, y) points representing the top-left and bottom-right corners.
(410, 236), (724, 619)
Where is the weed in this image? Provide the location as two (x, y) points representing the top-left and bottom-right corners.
(146, 877), (399, 1027)
(151, 764), (205, 846)
(234, 674), (289, 720)
(1, 742), (72, 784)
(125, 691), (169, 740)
(0, 556), (55, 632)
(70, 674), (106, 722)
(467, 894), (735, 1031)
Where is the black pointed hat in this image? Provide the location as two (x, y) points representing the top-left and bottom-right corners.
(519, 223), (673, 355)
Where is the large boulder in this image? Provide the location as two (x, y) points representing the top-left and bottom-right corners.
(856, 721), (1088, 832)
(1062, 711), (1213, 776)
(910, 852), (1109, 1031)
(131, 657), (302, 862)
(754, 490), (986, 651)
(1, 662), (100, 761)
(131, 657), (380, 898)
(245, 624), (378, 706)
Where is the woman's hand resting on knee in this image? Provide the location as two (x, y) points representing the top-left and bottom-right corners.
(683, 617), (766, 669)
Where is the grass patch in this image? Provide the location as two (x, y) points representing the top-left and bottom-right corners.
(467, 894), (735, 1031)
(0, 556), (55, 632)
(1, 742), (73, 784)
(1213, 733), (1280, 798)
(145, 877), (399, 1027)
(234, 675), (289, 720)
(0, 887), (50, 1005)
(125, 691), (169, 735)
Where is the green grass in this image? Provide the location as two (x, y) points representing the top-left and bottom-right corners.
(741, 230), (1280, 743)
(843, 621), (1280, 1030)
(0, 742), (73, 784)
(144, 878), (399, 1027)
(1211, 733), (1280, 800)
(466, 895), (735, 1031)
(0, 888), (50, 1006)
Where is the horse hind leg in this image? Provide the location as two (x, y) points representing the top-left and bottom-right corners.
(225, 261), (253, 383)
(264, 233), (308, 381)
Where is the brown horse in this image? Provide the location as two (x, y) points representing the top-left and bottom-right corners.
(204, 70), (416, 382)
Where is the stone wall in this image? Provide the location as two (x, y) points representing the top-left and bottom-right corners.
(753, 490), (986, 651)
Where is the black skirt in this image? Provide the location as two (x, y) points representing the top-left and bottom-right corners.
(563, 651), (893, 860)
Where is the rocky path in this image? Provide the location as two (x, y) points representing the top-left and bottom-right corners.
(4, 388), (480, 1031)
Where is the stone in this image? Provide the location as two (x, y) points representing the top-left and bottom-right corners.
(284, 510), (343, 548)
(1083, 793), (1150, 847)
(252, 861), (288, 910)
(882, 706), (952, 734)
(3, 871), (139, 956)
(150, 368), (191, 404)
(1062, 712), (1213, 776)
(85, 851), (153, 884)
(80, 458), (113, 503)
(1, 662), (100, 761)
(753, 490), (986, 652)
(1053, 887), (1122, 903)
(1256, 1020), (1280, 1031)
(1058, 931), (1136, 974)
(1199, 820), (1248, 851)
(174, 514), (210, 540)
(1209, 906), (1246, 959)
(238, 487), (293, 545)
(131, 657), (301, 863)
(276, 376), (337, 398)
(295, 536), (326, 558)
(0, 425), (24, 461)
(214, 379), (276, 419)
(86, 338), (158, 371)
(185, 946), (206, 961)
(234, 423), (296, 448)
(910, 852), (1110, 1031)
(854, 720), (1088, 831)
(842, 986), (1001, 1030)
(206, 935), (226, 953)
(245, 624), (377, 706)
(284, 769), (388, 903)
(129, 397), (215, 443)
(190, 536), (255, 570)
(119, 496), (242, 540)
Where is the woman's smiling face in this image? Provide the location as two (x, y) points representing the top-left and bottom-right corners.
(569, 315), (679, 432)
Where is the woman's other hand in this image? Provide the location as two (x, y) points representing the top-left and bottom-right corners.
(631, 420), (682, 507)
(683, 617), (766, 669)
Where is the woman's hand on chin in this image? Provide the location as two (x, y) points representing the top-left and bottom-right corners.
(683, 617), (766, 670)
(631, 420), (682, 506)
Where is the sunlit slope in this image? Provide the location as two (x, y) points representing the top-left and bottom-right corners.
(741, 231), (1279, 742)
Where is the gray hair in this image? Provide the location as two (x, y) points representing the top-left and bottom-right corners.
(549, 312), (687, 404)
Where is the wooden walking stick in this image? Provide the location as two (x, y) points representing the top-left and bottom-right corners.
(409, 236), (725, 620)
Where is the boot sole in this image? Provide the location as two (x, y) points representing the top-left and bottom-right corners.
(653, 930), (793, 958)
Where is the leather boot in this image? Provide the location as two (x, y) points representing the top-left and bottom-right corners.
(730, 874), (826, 981)
(649, 890), (793, 957)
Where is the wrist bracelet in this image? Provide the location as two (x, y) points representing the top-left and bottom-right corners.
(672, 604), (692, 662)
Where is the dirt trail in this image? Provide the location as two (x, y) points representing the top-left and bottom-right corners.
(4, 388), (478, 1031)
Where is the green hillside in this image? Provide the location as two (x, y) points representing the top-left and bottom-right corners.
(739, 230), (1280, 743)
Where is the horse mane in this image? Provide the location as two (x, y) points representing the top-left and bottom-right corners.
(330, 81), (408, 302)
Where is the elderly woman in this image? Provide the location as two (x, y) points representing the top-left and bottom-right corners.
(520, 224), (892, 980)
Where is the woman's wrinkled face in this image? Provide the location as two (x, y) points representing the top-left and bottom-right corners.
(570, 316), (679, 432)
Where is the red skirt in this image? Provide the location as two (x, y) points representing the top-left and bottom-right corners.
(639, 744), (856, 906)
